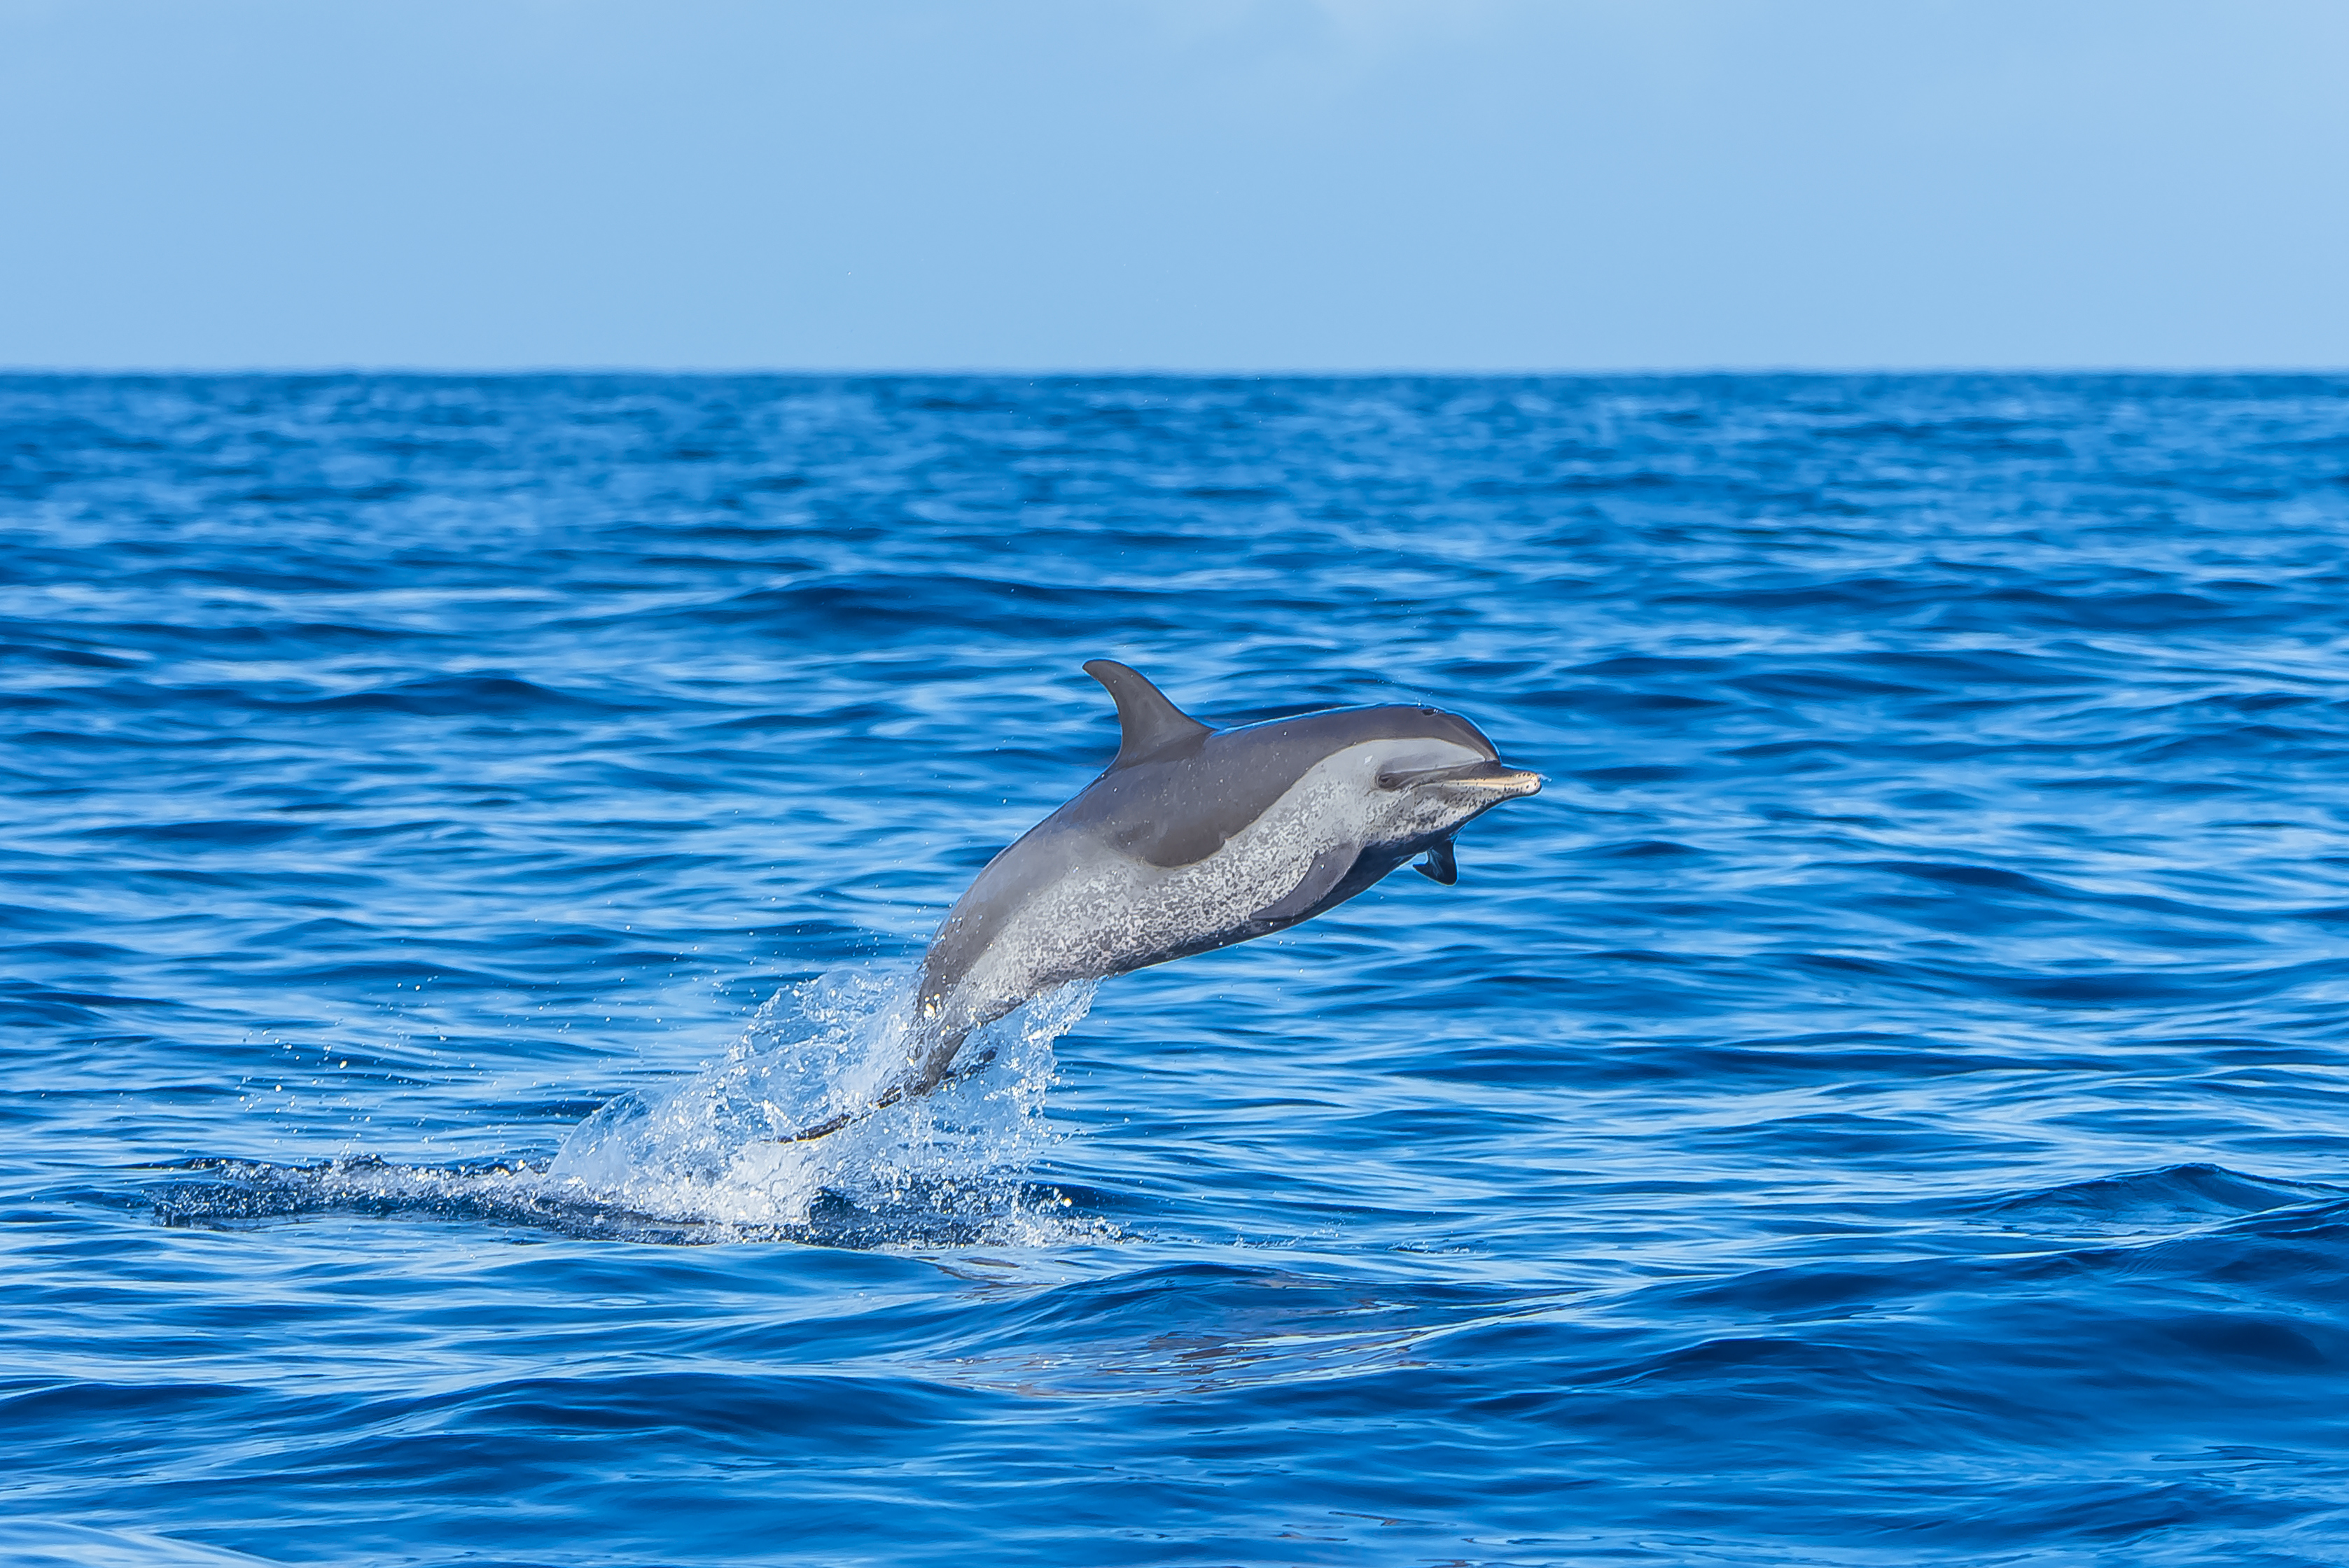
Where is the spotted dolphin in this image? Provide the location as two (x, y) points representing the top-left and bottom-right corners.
(790, 660), (1540, 1139)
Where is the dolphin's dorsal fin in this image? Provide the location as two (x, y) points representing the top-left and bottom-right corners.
(1083, 659), (1213, 768)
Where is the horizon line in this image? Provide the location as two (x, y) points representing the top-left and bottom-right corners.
(5, 363), (2347, 379)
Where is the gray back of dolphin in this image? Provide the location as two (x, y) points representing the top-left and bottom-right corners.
(1064, 660), (1501, 866)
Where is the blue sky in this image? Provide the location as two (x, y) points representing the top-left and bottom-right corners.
(3, 0), (2344, 370)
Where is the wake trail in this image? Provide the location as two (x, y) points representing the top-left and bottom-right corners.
(147, 967), (1107, 1247)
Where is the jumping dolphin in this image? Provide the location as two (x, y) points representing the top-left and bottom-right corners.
(788, 660), (1541, 1140)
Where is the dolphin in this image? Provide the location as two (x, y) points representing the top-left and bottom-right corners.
(788, 660), (1541, 1140)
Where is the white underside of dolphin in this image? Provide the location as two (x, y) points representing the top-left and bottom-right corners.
(784, 661), (1541, 1142)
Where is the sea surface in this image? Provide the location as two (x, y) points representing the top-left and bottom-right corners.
(4, 373), (2348, 1567)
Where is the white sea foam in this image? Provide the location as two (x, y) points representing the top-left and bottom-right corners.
(547, 966), (1098, 1233)
(0, 1521), (282, 1568)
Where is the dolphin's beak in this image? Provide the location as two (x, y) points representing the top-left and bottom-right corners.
(1458, 762), (1542, 799)
(1380, 760), (1545, 797)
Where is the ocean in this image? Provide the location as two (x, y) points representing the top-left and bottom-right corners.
(3, 372), (2346, 1565)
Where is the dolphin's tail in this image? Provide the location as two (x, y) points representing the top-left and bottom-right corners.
(778, 974), (1040, 1143)
(777, 1039), (996, 1144)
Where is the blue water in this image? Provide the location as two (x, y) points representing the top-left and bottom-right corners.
(4, 374), (2348, 1567)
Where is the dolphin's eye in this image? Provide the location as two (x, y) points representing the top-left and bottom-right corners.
(1375, 771), (1407, 790)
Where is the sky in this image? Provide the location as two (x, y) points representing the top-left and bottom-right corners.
(2, 0), (2345, 372)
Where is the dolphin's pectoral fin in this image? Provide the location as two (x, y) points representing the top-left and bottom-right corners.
(1253, 841), (1360, 926)
(1084, 659), (1214, 768)
(1415, 838), (1458, 886)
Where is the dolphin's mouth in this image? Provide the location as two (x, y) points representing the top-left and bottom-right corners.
(1454, 761), (1543, 797)
(1380, 760), (1544, 797)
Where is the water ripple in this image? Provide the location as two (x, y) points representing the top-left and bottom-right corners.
(4, 373), (2348, 1564)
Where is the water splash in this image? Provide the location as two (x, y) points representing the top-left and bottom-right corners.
(550, 966), (1098, 1229)
(149, 969), (1106, 1246)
